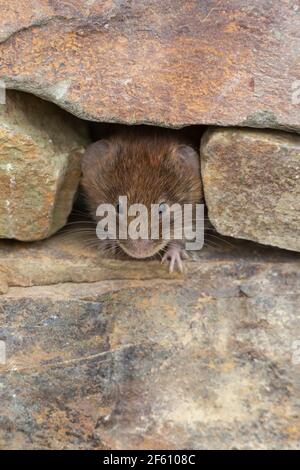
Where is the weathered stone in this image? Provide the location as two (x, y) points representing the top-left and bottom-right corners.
(0, 1), (299, 131)
(0, 90), (90, 241)
(201, 128), (300, 252)
(0, 234), (299, 449)
(0, 228), (297, 289)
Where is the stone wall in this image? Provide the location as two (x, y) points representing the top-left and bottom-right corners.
(0, 0), (300, 450)
(201, 128), (300, 252)
(0, 0), (299, 249)
(0, 90), (90, 241)
(0, 1), (299, 131)
(0, 235), (299, 450)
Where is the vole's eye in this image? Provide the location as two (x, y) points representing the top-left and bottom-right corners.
(158, 202), (168, 214)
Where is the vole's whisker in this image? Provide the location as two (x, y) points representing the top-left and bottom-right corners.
(64, 221), (96, 226)
(203, 240), (222, 249)
(59, 229), (97, 235)
(206, 234), (234, 247)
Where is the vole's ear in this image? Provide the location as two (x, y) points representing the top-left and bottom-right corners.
(172, 145), (200, 173)
(81, 140), (111, 174)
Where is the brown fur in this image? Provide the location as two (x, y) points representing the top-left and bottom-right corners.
(81, 127), (203, 259)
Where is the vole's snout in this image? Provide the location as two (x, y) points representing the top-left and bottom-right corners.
(119, 239), (163, 259)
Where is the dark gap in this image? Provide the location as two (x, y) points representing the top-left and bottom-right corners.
(65, 121), (229, 260)
(70, 122), (207, 223)
(67, 120), (299, 261)
(1, 89), (295, 259)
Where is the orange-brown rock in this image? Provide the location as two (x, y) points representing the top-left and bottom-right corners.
(0, 1), (299, 130)
(0, 90), (89, 241)
(0, 234), (300, 449)
(201, 128), (300, 251)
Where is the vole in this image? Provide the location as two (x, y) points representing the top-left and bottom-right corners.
(81, 127), (203, 272)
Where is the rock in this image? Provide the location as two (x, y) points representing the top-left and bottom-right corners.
(0, 227), (298, 289)
(201, 128), (300, 252)
(0, 270), (8, 294)
(0, 90), (90, 241)
(0, 234), (300, 449)
(0, 1), (299, 131)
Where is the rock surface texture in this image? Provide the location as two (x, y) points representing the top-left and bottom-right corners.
(0, 0), (299, 131)
(0, 0), (299, 452)
(0, 235), (300, 449)
(0, 90), (89, 241)
(201, 128), (300, 252)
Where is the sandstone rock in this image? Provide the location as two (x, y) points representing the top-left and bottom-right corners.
(0, 227), (297, 289)
(0, 234), (299, 449)
(201, 128), (300, 252)
(0, 90), (90, 241)
(0, 1), (299, 131)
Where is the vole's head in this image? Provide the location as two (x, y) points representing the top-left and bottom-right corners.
(81, 131), (202, 259)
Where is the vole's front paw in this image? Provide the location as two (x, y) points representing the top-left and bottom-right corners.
(161, 244), (189, 273)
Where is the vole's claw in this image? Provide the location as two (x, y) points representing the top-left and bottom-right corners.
(161, 245), (187, 273)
